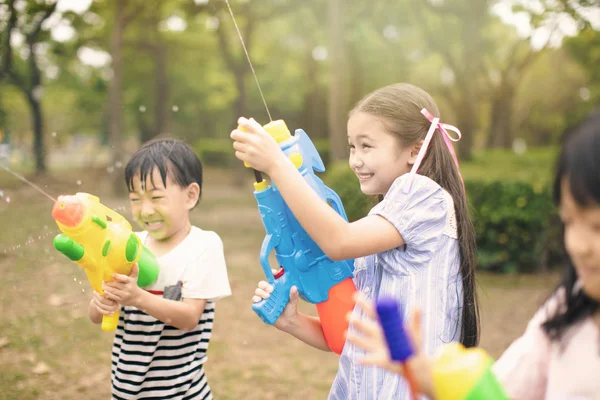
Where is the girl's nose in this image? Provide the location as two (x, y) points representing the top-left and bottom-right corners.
(350, 154), (364, 169)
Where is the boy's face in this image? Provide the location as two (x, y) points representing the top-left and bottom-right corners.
(128, 166), (199, 242)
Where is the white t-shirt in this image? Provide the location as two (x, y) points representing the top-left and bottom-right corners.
(111, 226), (231, 400)
(139, 226), (232, 301)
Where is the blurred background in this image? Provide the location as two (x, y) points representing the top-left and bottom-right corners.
(0, 0), (598, 399)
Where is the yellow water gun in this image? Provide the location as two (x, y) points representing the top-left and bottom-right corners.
(51, 192), (159, 332)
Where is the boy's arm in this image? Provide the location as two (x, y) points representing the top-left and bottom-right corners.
(133, 291), (206, 331)
(88, 298), (103, 324)
(102, 265), (207, 331)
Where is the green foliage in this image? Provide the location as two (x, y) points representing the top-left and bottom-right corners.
(466, 180), (556, 273)
(322, 162), (377, 222)
(193, 138), (234, 167)
(323, 149), (561, 273)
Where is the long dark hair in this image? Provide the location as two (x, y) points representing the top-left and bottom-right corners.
(351, 83), (480, 347)
(542, 110), (600, 340)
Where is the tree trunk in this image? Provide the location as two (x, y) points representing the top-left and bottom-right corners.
(487, 93), (514, 149)
(29, 93), (45, 173)
(109, 0), (126, 195)
(327, 0), (348, 164)
(154, 42), (169, 138)
(28, 43), (46, 173)
(455, 95), (476, 161)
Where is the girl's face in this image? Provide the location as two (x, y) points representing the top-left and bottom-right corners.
(560, 179), (600, 301)
(347, 112), (414, 195)
(128, 166), (198, 243)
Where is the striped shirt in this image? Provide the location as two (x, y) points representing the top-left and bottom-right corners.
(111, 303), (215, 400)
(329, 174), (463, 400)
(111, 226), (232, 400)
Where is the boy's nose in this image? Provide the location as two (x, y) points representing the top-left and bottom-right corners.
(140, 200), (155, 216)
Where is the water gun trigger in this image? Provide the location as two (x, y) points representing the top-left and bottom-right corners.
(295, 129), (325, 173)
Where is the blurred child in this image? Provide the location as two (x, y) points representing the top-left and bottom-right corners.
(231, 83), (480, 399)
(347, 110), (600, 399)
(88, 138), (232, 400)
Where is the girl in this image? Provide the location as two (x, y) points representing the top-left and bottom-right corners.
(347, 110), (600, 399)
(89, 138), (232, 400)
(231, 83), (480, 399)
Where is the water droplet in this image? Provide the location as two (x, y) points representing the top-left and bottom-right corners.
(76, 180), (82, 186)
(115, 161), (123, 168)
(6, 196), (11, 203)
(107, 166), (115, 174)
(139, 105), (146, 113)
(81, 288), (85, 293)
(172, 105), (179, 112)
(0, 190), (4, 197)
(52, 132), (57, 137)
(73, 277), (77, 282)
(38, 236), (41, 240)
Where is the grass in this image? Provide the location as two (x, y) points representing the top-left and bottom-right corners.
(0, 166), (560, 399)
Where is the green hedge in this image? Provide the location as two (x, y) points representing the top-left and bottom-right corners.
(322, 158), (561, 274)
(193, 139), (235, 168)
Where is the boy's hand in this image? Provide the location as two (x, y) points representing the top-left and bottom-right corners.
(91, 291), (119, 316)
(103, 264), (143, 307)
(230, 117), (287, 176)
(347, 294), (434, 397)
(252, 273), (299, 331)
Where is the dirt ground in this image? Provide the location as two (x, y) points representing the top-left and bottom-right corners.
(0, 167), (559, 399)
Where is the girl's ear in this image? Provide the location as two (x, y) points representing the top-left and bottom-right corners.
(185, 183), (201, 210)
(408, 140), (424, 165)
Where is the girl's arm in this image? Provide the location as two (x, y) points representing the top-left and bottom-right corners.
(231, 118), (404, 261)
(281, 313), (331, 352)
(254, 283), (330, 351)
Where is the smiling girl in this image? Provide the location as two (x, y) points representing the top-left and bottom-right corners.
(231, 83), (480, 399)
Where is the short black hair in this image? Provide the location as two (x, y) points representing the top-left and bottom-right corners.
(542, 109), (600, 341)
(124, 138), (203, 205)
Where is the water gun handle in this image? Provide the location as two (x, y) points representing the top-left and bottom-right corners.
(102, 310), (120, 331)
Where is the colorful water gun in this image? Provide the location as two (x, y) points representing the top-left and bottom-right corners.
(431, 343), (509, 400)
(376, 297), (420, 400)
(241, 119), (357, 354)
(377, 296), (509, 400)
(52, 192), (160, 332)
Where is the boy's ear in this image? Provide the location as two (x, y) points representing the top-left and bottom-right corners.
(408, 140), (424, 165)
(186, 183), (201, 209)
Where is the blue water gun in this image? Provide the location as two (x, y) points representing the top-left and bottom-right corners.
(242, 119), (357, 354)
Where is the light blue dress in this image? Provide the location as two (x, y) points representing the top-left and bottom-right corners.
(329, 174), (464, 400)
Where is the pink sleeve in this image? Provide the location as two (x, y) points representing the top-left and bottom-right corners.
(492, 293), (562, 400)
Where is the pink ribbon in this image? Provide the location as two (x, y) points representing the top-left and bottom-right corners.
(403, 108), (464, 193)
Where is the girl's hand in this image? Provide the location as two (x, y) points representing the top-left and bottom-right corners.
(347, 295), (435, 397)
(230, 117), (288, 175)
(91, 291), (119, 316)
(103, 264), (143, 307)
(252, 276), (300, 331)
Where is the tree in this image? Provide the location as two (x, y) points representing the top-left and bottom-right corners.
(0, 0), (58, 173)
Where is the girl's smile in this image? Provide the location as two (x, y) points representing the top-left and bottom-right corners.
(347, 112), (413, 196)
